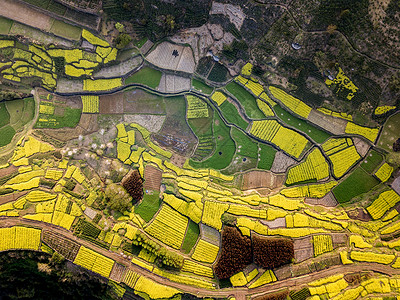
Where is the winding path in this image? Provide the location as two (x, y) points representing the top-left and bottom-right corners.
(1, 217), (400, 298)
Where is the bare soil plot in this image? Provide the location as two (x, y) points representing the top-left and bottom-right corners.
(307, 110), (347, 136)
(332, 233), (347, 248)
(123, 115), (166, 133)
(210, 2), (246, 30)
(347, 208), (372, 222)
(0, 191), (27, 205)
(99, 93), (124, 114)
(146, 41), (196, 74)
(56, 78), (84, 93)
(270, 151), (297, 173)
(353, 137), (370, 157)
(274, 264), (292, 281)
(0, 165), (17, 178)
(305, 192), (338, 207)
(262, 217), (285, 229)
(157, 74), (191, 93)
(0, 0), (53, 31)
(123, 89), (165, 114)
(42, 230), (80, 261)
(293, 237), (313, 263)
(93, 56), (143, 78)
(109, 263), (126, 283)
(241, 170), (285, 190)
(170, 154), (186, 168)
(200, 223), (220, 246)
(40, 114), (98, 142)
(392, 175), (400, 195)
(143, 165), (162, 192)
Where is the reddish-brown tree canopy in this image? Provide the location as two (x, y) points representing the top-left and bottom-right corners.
(214, 226), (252, 279)
(122, 169), (143, 204)
(253, 236), (294, 269)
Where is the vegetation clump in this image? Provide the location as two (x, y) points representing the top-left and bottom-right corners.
(214, 226), (252, 279)
(122, 169), (143, 204)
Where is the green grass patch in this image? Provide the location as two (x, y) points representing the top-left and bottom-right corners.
(135, 192), (161, 223)
(226, 82), (264, 119)
(0, 102), (10, 128)
(125, 67), (162, 89)
(46, 1), (67, 15)
(0, 125), (16, 147)
(190, 111), (236, 170)
(231, 127), (258, 159)
(6, 97), (35, 130)
(333, 167), (379, 203)
(192, 78), (213, 95)
(219, 101), (248, 130)
(273, 105), (330, 144)
(188, 107), (215, 161)
(181, 220), (200, 254)
(0, 17), (13, 34)
(257, 143), (277, 170)
(50, 20), (82, 40)
(35, 108), (81, 129)
(378, 112), (400, 152)
(361, 150), (383, 174)
(22, 0), (50, 8)
(135, 37), (148, 48)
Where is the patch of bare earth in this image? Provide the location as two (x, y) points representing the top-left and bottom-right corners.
(143, 165), (162, 192)
(241, 170), (285, 191)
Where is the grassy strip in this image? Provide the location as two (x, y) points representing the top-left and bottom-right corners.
(0, 102), (10, 128)
(361, 150), (383, 174)
(192, 79), (213, 95)
(125, 67), (162, 89)
(231, 127), (258, 159)
(181, 221), (200, 254)
(0, 125), (16, 147)
(219, 101), (248, 130)
(190, 111), (236, 170)
(226, 82), (264, 119)
(135, 192), (161, 223)
(0, 17), (13, 34)
(273, 105), (330, 144)
(257, 143), (277, 170)
(35, 108), (81, 129)
(333, 167), (379, 203)
(50, 20), (82, 40)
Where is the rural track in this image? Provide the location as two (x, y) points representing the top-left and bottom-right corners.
(2, 217), (400, 298)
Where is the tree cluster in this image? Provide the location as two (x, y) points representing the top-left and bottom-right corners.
(214, 226), (252, 279)
(104, 183), (133, 213)
(394, 138), (400, 152)
(132, 232), (183, 270)
(253, 236), (294, 269)
(214, 227), (294, 280)
(122, 169), (143, 204)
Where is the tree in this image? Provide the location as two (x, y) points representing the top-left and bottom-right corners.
(122, 169), (143, 204)
(104, 183), (133, 212)
(115, 22), (124, 32)
(394, 138), (400, 152)
(115, 33), (132, 49)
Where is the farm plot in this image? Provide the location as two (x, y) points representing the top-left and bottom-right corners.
(226, 82), (265, 119)
(93, 56), (143, 78)
(134, 193), (161, 223)
(273, 105), (330, 144)
(219, 99), (249, 130)
(42, 230), (80, 261)
(125, 67), (162, 89)
(378, 112), (400, 152)
(241, 170), (285, 190)
(192, 78), (213, 95)
(0, 16), (13, 34)
(123, 89), (166, 115)
(146, 42), (196, 73)
(189, 111), (236, 170)
(307, 109), (347, 136)
(332, 167), (379, 203)
(158, 74), (191, 93)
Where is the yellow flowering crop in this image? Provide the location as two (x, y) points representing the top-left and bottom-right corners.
(248, 270), (276, 288)
(0, 40), (15, 48)
(325, 67), (358, 100)
(374, 163), (393, 182)
(269, 86), (312, 118)
(345, 122), (379, 143)
(327, 145), (360, 178)
(163, 193), (202, 223)
(367, 189), (400, 220)
(286, 148), (329, 184)
(82, 29), (110, 47)
(281, 181), (337, 198)
(230, 272), (247, 287)
(0, 226), (41, 251)
(191, 239), (219, 264)
(145, 204), (188, 249)
(134, 276), (181, 299)
(350, 250), (395, 265)
(201, 201), (229, 230)
(245, 80), (264, 96)
(241, 63), (253, 76)
(81, 95), (99, 113)
(256, 99), (274, 117)
(74, 246), (115, 278)
(313, 235), (333, 256)
(317, 107), (353, 121)
(227, 204), (267, 219)
(39, 104), (55, 115)
(181, 260), (214, 278)
(349, 235), (372, 249)
(211, 91), (227, 106)
(375, 105), (396, 115)
(83, 78), (122, 91)
(186, 95), (209, 119)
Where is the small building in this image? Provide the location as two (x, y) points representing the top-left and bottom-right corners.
(291, 42), (302, 50)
